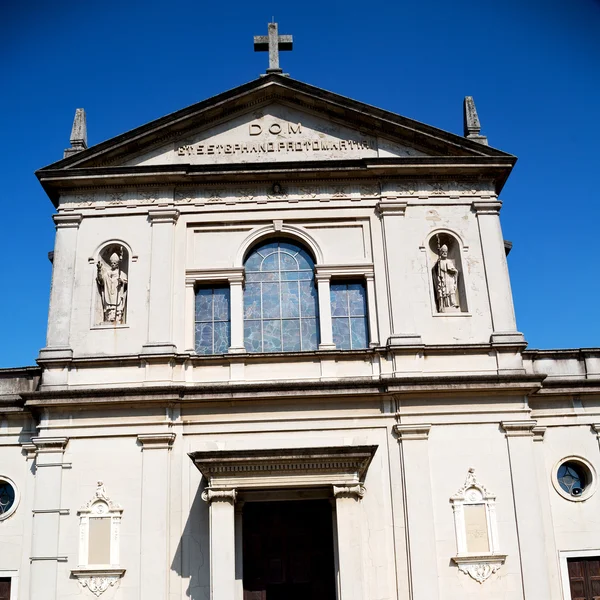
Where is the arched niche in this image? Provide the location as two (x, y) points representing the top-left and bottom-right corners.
(427, 231), (468, 314)
(94, 242), (130, 326)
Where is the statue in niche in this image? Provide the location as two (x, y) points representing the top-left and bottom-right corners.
(96, 245), (128, 324)
(433, 235), (460, 312)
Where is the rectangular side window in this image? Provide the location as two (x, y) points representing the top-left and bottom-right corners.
(330, 281), (368, 350)
(195, 286), (231, 355)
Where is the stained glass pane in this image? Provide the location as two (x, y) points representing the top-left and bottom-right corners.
(244, 283), (261, 319)
(0, 482), (15, 515)
(213, 288), (230, 321)
(280, 252), (299, 271)
(300, 281), (318, 317)
(214, 322), (231, 354)
(330, 287), (348, 317)
(195, 285), (230, 354)
(281, 282), (300, 318)
(263, 319), (282, 352)
(348, 283), (367, 315)
(350, 317), (368, 349)
(244, 320), (262, 353)
(330, 281), (369, 350)
(282, 319), (301, 352)
(332, 317), (351, 350)
(244, 238), (319, 352)
(195, 288), (213, 321)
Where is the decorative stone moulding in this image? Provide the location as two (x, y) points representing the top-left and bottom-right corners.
(451, 555), (505, 584)
(450, 468), (506, 584)
(71, 569), (126, 597)
(72, 482), (125, 596)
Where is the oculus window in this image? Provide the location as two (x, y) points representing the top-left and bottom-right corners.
(244, 239), (319, 352)
(0, 477), (18, 521)
(195, 286), (231, 355)
(553, 456), (596, 502)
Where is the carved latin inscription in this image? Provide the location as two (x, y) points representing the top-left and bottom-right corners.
(176, 119), (376, 157)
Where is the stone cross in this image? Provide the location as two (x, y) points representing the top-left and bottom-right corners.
(254, 22), (293, 75)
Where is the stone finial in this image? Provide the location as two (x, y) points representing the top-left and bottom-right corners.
(64, 108), (87, 158)
(463, 96), (488, 146)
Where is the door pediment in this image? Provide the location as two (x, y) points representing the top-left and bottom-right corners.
(189, 445), (377, 491)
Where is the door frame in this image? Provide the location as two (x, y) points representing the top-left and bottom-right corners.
(559, 549), (600, 600)
(0, 570), (19, 600)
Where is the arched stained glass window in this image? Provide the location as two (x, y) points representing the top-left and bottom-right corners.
(244, 239), (319, 353)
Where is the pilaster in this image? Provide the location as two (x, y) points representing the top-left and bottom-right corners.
(333, 484), (366, 600)
(29, 437), (69, 600)
(473, 201), (525, 345)
(202, 488), (237, 600)
(142, 209), (179, 355)
(137, 433), (175, 599)
(394, 424), (439, 600)
(502, 420), (553, 599)
(377, 201), (422, 346)
(228, 272), (246, 353)
(315, 273), (335, 350)
(39, 214), (83, 361)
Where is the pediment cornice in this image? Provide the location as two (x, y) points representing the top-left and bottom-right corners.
(37, 75), (516, 205)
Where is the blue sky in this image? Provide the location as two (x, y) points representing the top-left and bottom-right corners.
(1, 0), (599, 367)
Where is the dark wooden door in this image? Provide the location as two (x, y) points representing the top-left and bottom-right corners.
(568, 557), (600, 600)
(0, 578), (10, 600)
(243, 499), (336, 600)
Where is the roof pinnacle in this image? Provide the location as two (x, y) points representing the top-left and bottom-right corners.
(463, 97), (488, 146)
(64, 108), (88, 158)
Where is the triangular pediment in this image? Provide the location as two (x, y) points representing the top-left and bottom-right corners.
(40, 75), (512, 172)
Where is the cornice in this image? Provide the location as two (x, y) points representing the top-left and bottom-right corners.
(22, 371), (548, 408)
(190, 445), (377, 483)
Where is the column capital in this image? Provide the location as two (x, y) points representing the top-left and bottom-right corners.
(532, 425), (547, 442)
(472, 200), (502, 215)
(22, 442), (38, 460)
(394, 423), (431, 441)
(31, 437), (69, 452)
(376, 200), (407, 216)
(148, 208), (180, 224)
(592, 424), (600, 438)
(501, 420), (537, 437)
(202, 488), (237, 504)
(137, 433), (176, 450)
(333, 484), (366, 499)
(53, 213), (83, 229)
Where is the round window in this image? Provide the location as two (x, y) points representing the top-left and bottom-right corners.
(0, 477), (18, 520)
(553, 457), (597, 502)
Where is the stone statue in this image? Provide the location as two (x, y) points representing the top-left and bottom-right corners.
(434, 240), (460, 312)
(96, 248), (128, 324)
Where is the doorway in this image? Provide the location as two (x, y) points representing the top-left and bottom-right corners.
(242, 499), (337, 600)
(567, 557), (600, 600)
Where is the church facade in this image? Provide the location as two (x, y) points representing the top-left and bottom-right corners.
(0, 54), (599, 600)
